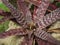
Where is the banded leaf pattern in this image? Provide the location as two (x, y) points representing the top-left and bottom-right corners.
(34, 28), (60, 45)
(35, 37), (55, 45)
(17, 0), (33, 24)
(2, 0), (27, 26)
(0, 28), (28, 38)
(0, 0), (60, 45)
(33, 0), (50, 22)
(34, 8), (60, 30)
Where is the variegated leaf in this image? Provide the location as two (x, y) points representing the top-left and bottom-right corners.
(34, 28), (60, 45)
(0, 28), (28, 38)
(33, 0), (50, 19)
(17, 0), (33, 24)
(2, 0), (27, 26)
(34, 8), (60, 30)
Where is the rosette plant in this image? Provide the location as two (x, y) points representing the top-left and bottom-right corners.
(0, 0), (60, 45)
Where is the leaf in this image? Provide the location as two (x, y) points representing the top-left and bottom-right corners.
(0, 16), (3, 19)
(0, 2), (10, 12)
(0, 21), (9, 33)
(3, 21), (9, 30)
(0, 24), (4, 33)
(56, 2), (60, 7)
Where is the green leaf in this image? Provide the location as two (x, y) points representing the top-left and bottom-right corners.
(0, 21), (9, 33)
(56, 2), (60, 7)
(0, 2), (10, 12)
(0, 24), (4, 33)
(3, 21), (9, 30)
(0, 16), (4, 19)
